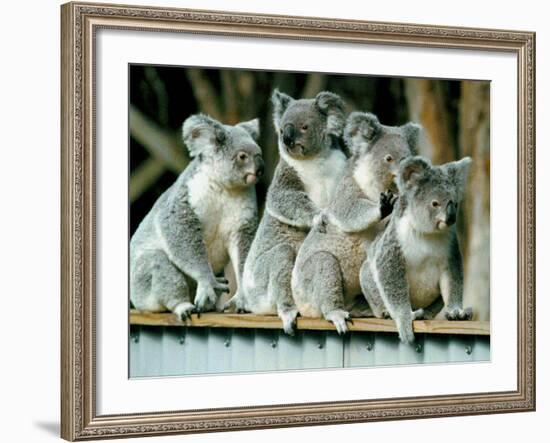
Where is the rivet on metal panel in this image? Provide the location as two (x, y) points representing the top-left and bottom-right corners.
(465, 345), (473, 355)
(415, 343), (423, 353)
(271, 339), (278, 348)
(365, 342), (373, 351)
(224, 338), (231, 347)
(131, 333), (139, 344)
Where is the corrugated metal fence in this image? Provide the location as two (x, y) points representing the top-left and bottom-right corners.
(130, 326), (490, 378)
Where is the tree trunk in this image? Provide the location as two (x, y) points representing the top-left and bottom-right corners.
(459, 81), (491, 321)
(404, 79), (456, 163)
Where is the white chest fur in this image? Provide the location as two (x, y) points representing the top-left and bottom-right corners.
(283, 148), (347, 209)
(397, 214), (449, 308)
(187, 169), (256, 273)
(353, 153), (381, 201)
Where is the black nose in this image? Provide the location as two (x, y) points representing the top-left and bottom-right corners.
(255, 157), (265, 178)
(282, 124), (295, 147)
(445, 201), (457, 226)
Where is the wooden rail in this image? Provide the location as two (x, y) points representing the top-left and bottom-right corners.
(130, 310), (490, 336)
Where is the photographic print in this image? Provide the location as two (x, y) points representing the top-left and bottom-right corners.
(61, 3), (535, 440)
(128, 65), (491, 378)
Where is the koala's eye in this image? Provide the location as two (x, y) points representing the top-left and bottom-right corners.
(431, 200), (440, 208)
(301, 124), (309, 131)
(385, 154), (394, 162)
(237, 152), (248, 162)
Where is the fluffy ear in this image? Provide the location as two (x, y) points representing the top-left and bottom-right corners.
(443, 156), (473, 198)
(343, 112), (381, 155)
(315, 91), (346, 136)
(271, 89), (294, 132)
(237, 118), (260, 142)
(401, 122), (421, 155)
(182, 114), (227, 158)
(398, 156), (431, 191)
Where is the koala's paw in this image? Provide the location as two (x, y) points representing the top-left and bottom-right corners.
(395, 315), (416, 344)
(445, 306), (473, 321)
(312, 212), (328, 234)
(222, 291), (247, 314)
(412, 308), (425, 320)
(397, 325), (416, 345)
(325, 309), (352, 335)
(279, 308), (299, 336)
(379, 190), (396, 219)
(173, 302), (196, 322)
(195, 282), (218, 313)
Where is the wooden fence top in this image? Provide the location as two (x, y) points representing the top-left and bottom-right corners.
(130, 310), (490, 336)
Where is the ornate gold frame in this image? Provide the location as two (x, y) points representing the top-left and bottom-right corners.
(60, 2), (536, 440)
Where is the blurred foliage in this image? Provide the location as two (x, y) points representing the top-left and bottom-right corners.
(129, 65), (490, 320)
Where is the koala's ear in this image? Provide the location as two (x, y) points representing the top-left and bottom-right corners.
(315, 91), (346, 136)
(443, 156), (473, 198)
(401, 122), (422, 155)
(182, 114), (227, 158)
(272, 89), (294, 131)
(344, 112), (381, 155)
(398, 156), (431, 191)
(237, 118), (260, 142)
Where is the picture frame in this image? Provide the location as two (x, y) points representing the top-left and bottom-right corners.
(61, 1), (536, 441)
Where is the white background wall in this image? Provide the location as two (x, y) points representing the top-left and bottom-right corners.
(0, 0), (546, 442)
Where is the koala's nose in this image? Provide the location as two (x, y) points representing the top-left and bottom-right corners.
(282, 124), (296, 147)
(445, 201), (457, 226)
(255, 157), (265, 178)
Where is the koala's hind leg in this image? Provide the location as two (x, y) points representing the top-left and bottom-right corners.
(267, 244), (299, 336)
(131, 249), (195, 321)
(418, 295), (445, 320)
(301, 251), (351, 335)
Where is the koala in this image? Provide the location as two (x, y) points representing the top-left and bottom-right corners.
(291, 112), (421, 334)
(224, 89), (348, 334)
(359, 155), (473, 344)
(130, 114), (264, 319)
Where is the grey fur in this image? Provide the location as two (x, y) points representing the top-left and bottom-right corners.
(224, 90), (348, 334)
(360, 155), (473, 343)
(292, 112), (420, 334)
(130, 114), (264, 319)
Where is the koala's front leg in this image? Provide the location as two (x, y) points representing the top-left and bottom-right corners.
(366, 235), (417, 344)
(266, 189), (319, 229)
(440, 233), (473, 321)
(224, 220), (258, 313)
(267, 244), (299, 335)
(157, 196), (229, 313)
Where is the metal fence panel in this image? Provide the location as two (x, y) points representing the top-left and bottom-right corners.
(129, 326), (490, 378)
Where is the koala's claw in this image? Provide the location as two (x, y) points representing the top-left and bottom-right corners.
(222, 293), (247, 313)
(379, 190), (396, 220)
(173, 302), (196, 322)
(216, 276), (229, 285)
(445, 306), (473, 321)
(325, 309), (351, 335)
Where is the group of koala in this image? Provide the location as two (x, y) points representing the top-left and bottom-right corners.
(130, 89), (473, 344)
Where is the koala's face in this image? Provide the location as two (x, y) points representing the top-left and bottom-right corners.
(272, 90), (345, 160)
(398, 156), (472, 233)
(182, 115), (264, 190)
(345, 112), (420, 195)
